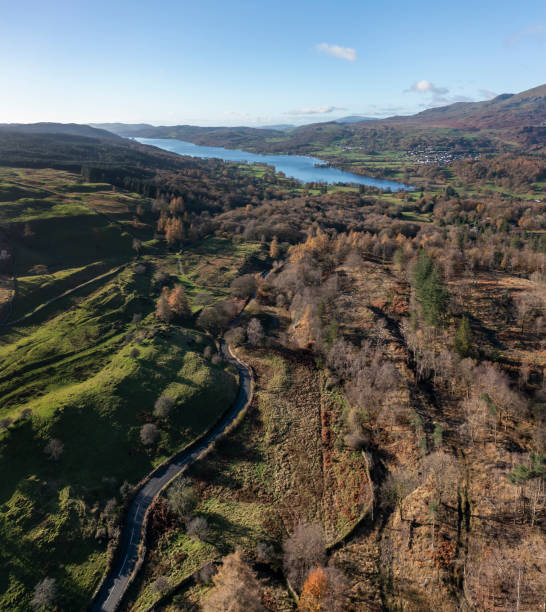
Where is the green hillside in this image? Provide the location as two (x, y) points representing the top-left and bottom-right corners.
(0, 167), (254, 610)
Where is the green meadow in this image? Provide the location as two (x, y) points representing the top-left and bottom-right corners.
(0, 168), (256, 610)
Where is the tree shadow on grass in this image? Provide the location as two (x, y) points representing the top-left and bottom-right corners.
(201, 511), (263, 555)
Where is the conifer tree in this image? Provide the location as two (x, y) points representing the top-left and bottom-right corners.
(412, 251), (449, 327)
(453, 316), (473, 357)
(393, 247), (404, 275)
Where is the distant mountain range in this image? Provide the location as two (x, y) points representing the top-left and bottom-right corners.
(90, 84), (545, 155)
(335, 116), (376, 123)
(257, 117), (376, 129)
(2, 84), (544, 159)
(258, 124), (296, 131)
(90, 123), (281, 150)
(386, 83), (546, 129)
(0, 122), (121, 140)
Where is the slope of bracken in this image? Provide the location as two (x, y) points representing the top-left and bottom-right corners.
(124, 346), (369, 610)
(263, 230), (545, 611)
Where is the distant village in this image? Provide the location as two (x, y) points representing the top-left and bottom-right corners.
(404, 148), (481, 165)
(340, 146), (481, 165)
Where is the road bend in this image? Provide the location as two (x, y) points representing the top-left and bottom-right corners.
(90, 337), (252, 611)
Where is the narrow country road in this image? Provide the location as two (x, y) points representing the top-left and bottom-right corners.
(90, 337), (252, 612)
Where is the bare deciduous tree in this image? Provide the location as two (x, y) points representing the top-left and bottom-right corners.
(155, 288), (172, 323)
(283, 521), (326, 591)
(44, 438), (64, 461)
(153, 395), (174, 419)
(224, 326), (245, 347)
(0, 417), (13, 430)
(231, 274), (257, 299)
(31, 577), (56, 611)
(345, 408), (370, 450)
(247, 318), (264, 346)
(196, 562), (218, 584)
(255, 540), (275, 564)
(197, 301), (238, 335)
(140, 423), (159, 446)
(380, 469), (417, 521)
(186, 515), (209, 540)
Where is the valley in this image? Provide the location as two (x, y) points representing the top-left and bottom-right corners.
(0, 85), (544, 611)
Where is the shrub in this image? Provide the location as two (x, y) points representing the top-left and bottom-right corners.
(167, 478), (196, 518)
(44, 438), (64, 461)
(140, 423), (159, 446)
(151, 575), (170, 595)
(186, 515), (209, 540)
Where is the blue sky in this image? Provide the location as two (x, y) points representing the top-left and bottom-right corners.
(1, 0), (544, 125)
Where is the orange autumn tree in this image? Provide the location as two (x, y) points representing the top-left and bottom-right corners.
(298, 568), (328, 612)
(298, 566), (346, 612)
(168, 285), (191, 319)
(165, 216), (184, 245)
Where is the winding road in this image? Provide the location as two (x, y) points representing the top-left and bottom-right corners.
(90, 338), (253, 612)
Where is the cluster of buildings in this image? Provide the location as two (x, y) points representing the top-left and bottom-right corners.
(405, 148), (480, 165)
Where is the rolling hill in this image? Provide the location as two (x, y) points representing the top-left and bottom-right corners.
(386, 83), (546, 129)
(94, 84), (546, 155)
(0, 122), (122, 140)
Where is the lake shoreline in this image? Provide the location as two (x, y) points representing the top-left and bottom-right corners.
(135, 137), (413, 191)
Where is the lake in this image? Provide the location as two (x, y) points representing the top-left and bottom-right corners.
(136, 138), (412, 191)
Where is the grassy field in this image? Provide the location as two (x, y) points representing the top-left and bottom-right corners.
(0, 168), (265, 610)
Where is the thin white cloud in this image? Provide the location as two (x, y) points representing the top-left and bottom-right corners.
(285, 105), (346, 116)
(316, 43), (357, 61)
(409, 80), (449, 95)
(506, 24), (546, 46)
(478, 89), (498, 100)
